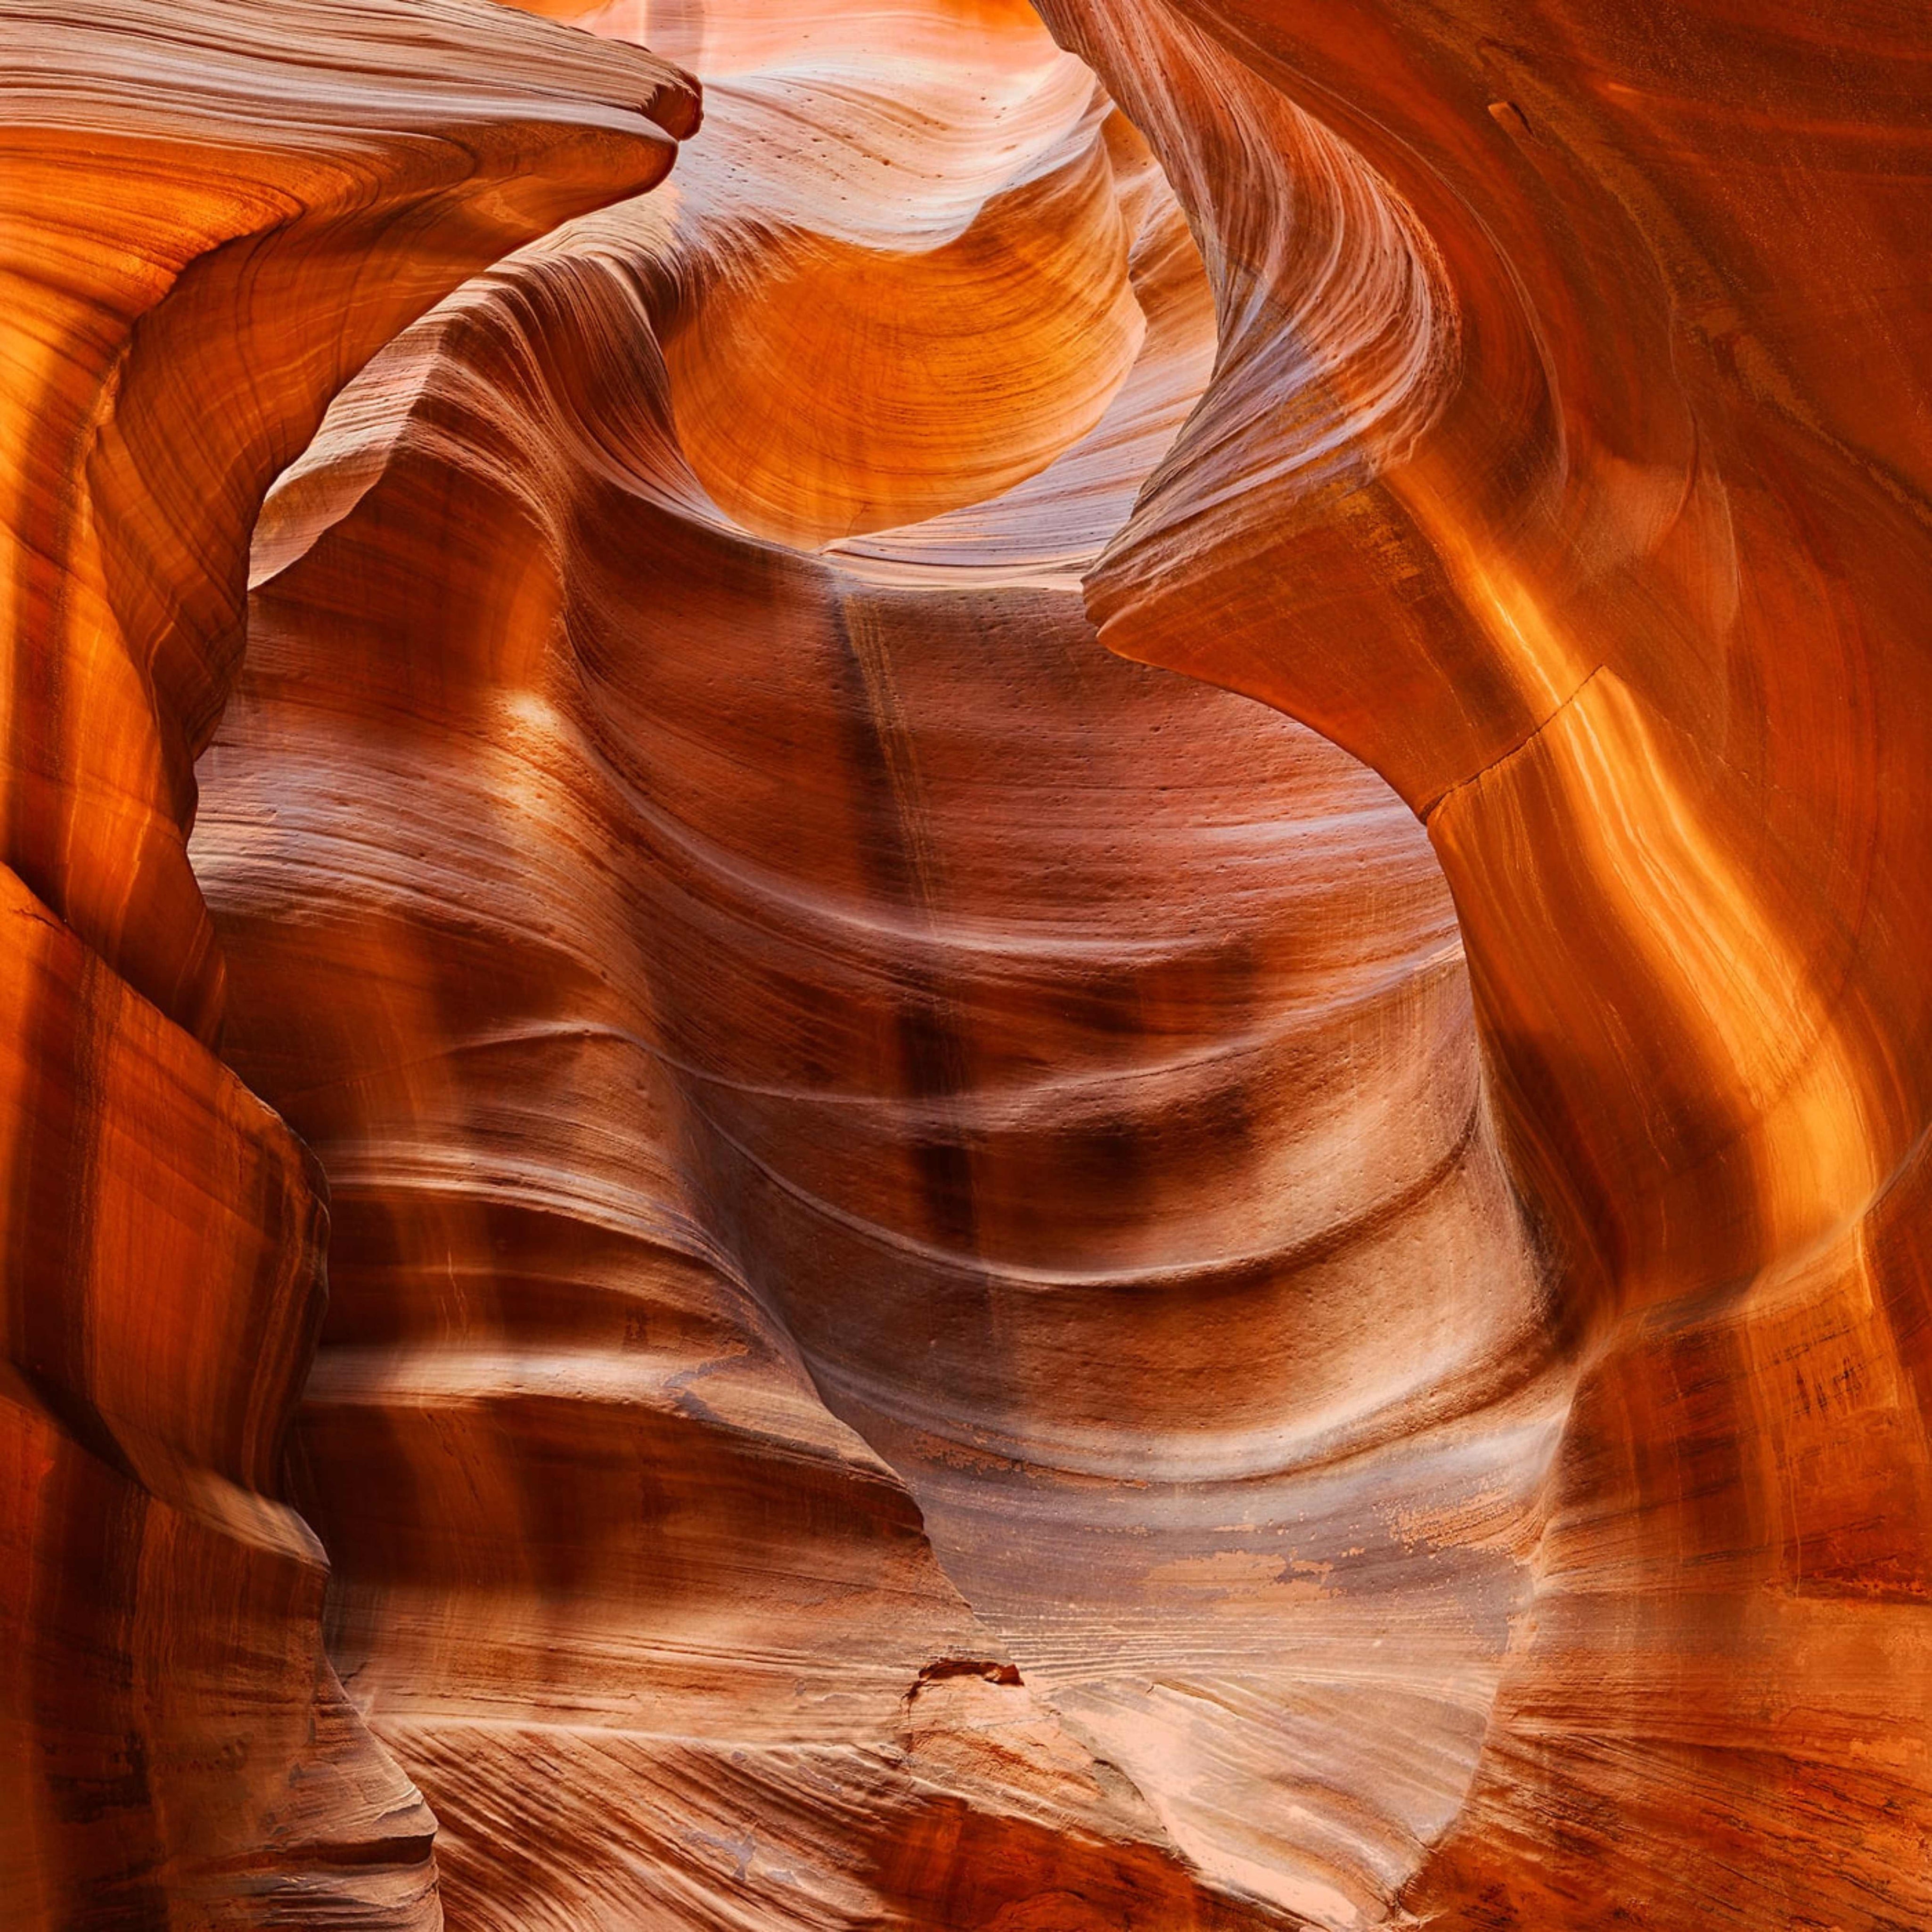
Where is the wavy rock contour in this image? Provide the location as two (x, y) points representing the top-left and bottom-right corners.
(0, 2), (694, 1920)
(1036, 2), (1932, 1927)
(7, 0), (1932, 1929)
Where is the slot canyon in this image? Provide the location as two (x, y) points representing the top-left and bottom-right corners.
(2, 0), (1928, 1927)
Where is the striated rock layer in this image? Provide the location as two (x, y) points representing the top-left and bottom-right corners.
(6, 0), (1931, 1927)
(0, 2), (696, 1921)
(1029, 4), (1932, 1926)
(188, 3), (1562, 1925)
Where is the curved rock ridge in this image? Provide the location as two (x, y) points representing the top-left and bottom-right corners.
(10, 0), (1930, 1927)
(1031, 1), (1932, 1927)
(656, 0), (1148, 547)
(0, 3), (696, 1923)
(189, 1), (1552, 1926)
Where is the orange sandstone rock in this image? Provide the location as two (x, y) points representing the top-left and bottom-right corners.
(0, 2), (695, 1920)
(193, 5), (1547, 1926)
(1037, 2), (1932, 1926)
(8, 0), (1932, 1927)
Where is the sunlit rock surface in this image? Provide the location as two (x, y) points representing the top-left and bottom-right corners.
(1031, 4), (1932, 1926)
(0, 1), (694, 1920)
(7, 0), (1932, 1927)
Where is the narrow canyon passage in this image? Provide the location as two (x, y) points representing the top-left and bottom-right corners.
(191, 4), (1555, 1926)
(6, 0), (1930, 1927)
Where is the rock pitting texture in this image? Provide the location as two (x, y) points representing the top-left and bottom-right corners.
(6, 0), (1932, 1928)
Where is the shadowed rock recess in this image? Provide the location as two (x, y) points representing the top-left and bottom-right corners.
(2, 0), (1927, 1926)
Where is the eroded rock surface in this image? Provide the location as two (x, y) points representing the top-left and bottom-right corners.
(0, 2), (694, 1920)
(6, 0), (1931, 1927)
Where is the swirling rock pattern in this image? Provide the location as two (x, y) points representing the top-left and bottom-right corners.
(1035, 2), (1932, 1927)
(8, 0), (1932, 1927)
(189, 4), (1557, 1925)
(0, 2), (695, 1921)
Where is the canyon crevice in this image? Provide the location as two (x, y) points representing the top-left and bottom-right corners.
(3, 1), (1929, 1929)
